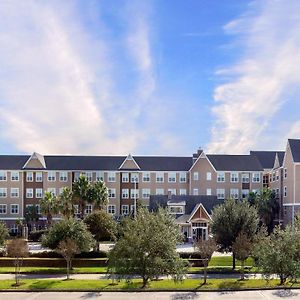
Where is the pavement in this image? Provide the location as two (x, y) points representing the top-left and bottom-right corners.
(0, 291), (300, 300)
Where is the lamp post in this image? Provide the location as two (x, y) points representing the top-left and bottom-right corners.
(134, 178), (137, 218)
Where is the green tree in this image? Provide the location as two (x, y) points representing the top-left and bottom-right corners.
(108, 208), (187, 287)
(24, 205), (40, 229)
(84, 210), (117, 251)
(0, 222), (9, 246)
(40, 191), (58, 227)
(41, 218), (95, 252)
(89, 181), (108, 210)
(211, 198), (259, 269)
(58, 187), (74, 219)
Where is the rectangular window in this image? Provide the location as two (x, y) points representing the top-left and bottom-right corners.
(0, 170), (7, 181)
(122, 172), (129, 183)
(131, 173), (139, 183)
(142, 188), (150, 199)
(179, 189), (187, 195)
(193, 172), (199, 181)
(11, 188), (19, 198)
(156, 172), (164, 183)
(230, 172), (239, 183)
(74, 172), (81, 181)
(130, 205), (135, 213)
(11, 171), (19, 181)
(48, 171), (56, 182)
(284, 186), (287, 197)
(47, 188), (56, 196)
(85, 172), (93, 182)
(142, 172), (150, 182)
(36, 188), (43, 199)
(242, 173), (250, 183)
(252, 173), (261, 183)
(59, 171), (68, 182)
(85, 204), (92, 214)
(26, 188), (33, 198)
(107, 205), (116, 215)
(11, 204), (19, 214)
(36, 172), (43, 182)
(96, 171), (104, 182)
(193, 188), (199, 195)
(0, 188), (7, 198)
(121, 205), (129, 215)
(217, 172), (225, 182)
(59, 187), (64, 195)
(168, 172), (176, 183)
(276, 188), (279, 196)
(242, 189), (249, 199)
(108, 188), (116, 198)
(122, 189), (129, 199)
(10, 224), (18, 234)
(169, 206), (184, 214)
(217, 189), (225, 199)
(272, 172), (276, 182)
(206, 172), (212, 181)
(230, 188), (239, 199)
(275, 171), (279, 181)
(0, 204), (7, 214)
(130, 189), (139, 199)
(269, 174), (272, 183)
(179, 172), (186, 183)
(284, 168), (287, 179)
(26, 171), (33, 182)
(108, 172), (116, 182)
(206, 188), (212, 196)
(156, 188), (164, 195)
(168, 188), (176, 195)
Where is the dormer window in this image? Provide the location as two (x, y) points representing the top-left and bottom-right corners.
(169, 205), (184, 214)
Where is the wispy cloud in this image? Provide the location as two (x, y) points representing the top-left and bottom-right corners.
(207, 0), (300, 154)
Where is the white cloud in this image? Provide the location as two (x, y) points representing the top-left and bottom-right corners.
(207, 0), (300, 154)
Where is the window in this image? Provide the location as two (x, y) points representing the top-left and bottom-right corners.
(108, 172), (116, 182)
(206, 172), (212, 181)
(11, 171), (19, 181)
(48, 171), (56, 182)
(168, 188), (176, 195)
(168, 172), (176, 183)
(36, 188), (43, 199)
(130, 189), (139, 199)
(275, 171), (279, 181)
(0, 170), (7, 181)
(217, 172), (225, 182)
(142, 188), (150, 199)
(252, 173), (261, 183)
(11, 188), (19, 198)
(206, 188), (212, 196)
(179, 172), (186, 182)
(179, 189), (187, 195)
(85, 204), (92, 214)
(142, 172), (150, 182)
(121, 205), (129, 215)
(122, 172), (129, 183)
(269, 174), (272, 183)
(120, 189), (128, 199)
(284, 168), (287, 179)
(10, 224), (18, 234)
(59, 187), (64, 195)
(242, 173), (250, 183)
(11, 204), (19, 214)
(0, 204), (7, 214)
(242, 189), (249, 199)
(0, 188), (7, 198)
(272, 172), (276, 182)
(85, 172), (92, 182)
(230, 172), (239, 183)
(230, 188), (239, 199)
(59, 171), (68, 182)
(108, 188), (116, 198)
(156, 188), (164, 195)
(47, 188), (56, 196)
(284, 186), (287, 197)
(96, 171), (104, 182)
(217, 189), (225, 199)
(36, 172), (43, 182)
(156, 172), (164, 183)
(169, 206), (184, 214)
(26, 171), (33, 182)
(26, 188), (33, 198)
(74, 172), (81, 181)
(193, 172), (199, 181)
(107, 205), (116, 215)
(193, 188), (199, 195)
(131, 173), (139, 183)
(130, 205), (135, 213)
(276, 188), (279, 196)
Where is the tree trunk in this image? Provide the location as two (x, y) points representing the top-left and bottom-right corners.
(204, 265), (207, 284)
(241, 260), (245, 280)
(280, 275), (286, 285)
(15, 263), (18, 286)
(232, 252), (236, 270)
(67, 259), (70, 280)
(142, 277), (148, 288)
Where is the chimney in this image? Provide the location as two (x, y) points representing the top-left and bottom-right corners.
(192, 147), (203, 163)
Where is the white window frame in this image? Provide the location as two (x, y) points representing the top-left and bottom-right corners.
(59, 171), (68, 182)
(242, 173), (250, 183)
(142, 172), (150, 182)
(169, 205), (184, 214)
(217, 188), (225, 199)
(47, 188), (56, 196)
(85, 172), (93, 182)
(47, 171), (56, 182)
(142, 188), (151, 199)
(107, 204), (116, 215)
(156, 172), (164, 183)
(96, 171), (104, 182)
(242, 189), (250, 199)
(193, 172), (199, 181)
(156, 188), (164, 195)
(36, 172), (43, 182)
(206, 172), (212, 181)
(36, 188), (43, 199)
(122, 172), (129, 183)
(26, 188), (33, 198)
(130, 189), (139, 199)
(284, 186), (287, 197)
(168, 172), (176, 183)
(230, 188), (239, 199)
(179, 189), (187, 195)
(284, 168), (287, 179)
(168, 188), (176, 195)
(122, 189), (129, 199)
(179, 172), (187, 183)
(0, 204), (7, 214)
(193, 188), (199, 195)
(0, 188), (7, 198)
(10, 188), (19, 198)
(26, 171), (33, 182)
(217, 172), (225, 182)
(85, 204), (93, 214)
(0, 170), (7, 181)
(108, 172), (116, 182)
(206, 188), (212, 196)
(11, 171), (19, 181)
(131, 173), (139, 183)
(10, 204), (19, 214)
(121, 205), (129, 215)
(230, 172), (239, 183)
(108, 188), (116, 198)
(252, 173), (261, 183)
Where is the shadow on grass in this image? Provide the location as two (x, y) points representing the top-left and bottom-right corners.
(28, 280), (59, 290)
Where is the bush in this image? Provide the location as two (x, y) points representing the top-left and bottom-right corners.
(29, 230), (48, 242)
(29, 250), (108, 258)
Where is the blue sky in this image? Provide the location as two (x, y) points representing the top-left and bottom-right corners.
(0, 0), (300, 155)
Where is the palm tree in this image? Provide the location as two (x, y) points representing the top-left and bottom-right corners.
(58, 187), (74, 219)
(40, 191), (58, 227)
(90, 181), (109, 210)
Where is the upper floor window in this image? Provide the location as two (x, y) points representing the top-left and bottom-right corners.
(206, 172), (212, 181)
(142, 172), (150, 182)
(284, 168), (287, 179)
(122, 172), (129, 183)
(26, 188), (33, 198)
(242, 189), (249, 199)
(142, 188), (151, 199)
(284, 186), (287, 197)
(206, 188), (212, 196)
(130, 189), (139, 199)
(168, 172), (176, 183)
(0, 204), (7, 214)
(11, 171), (19, 181)
(36, 172), (43, 182)
(122, 189), (129, 199)
(156, 188), (164, 195)
(169, 206), (184, 214)
(276, 171), (279, 181)
(269, 174), (272, 183)
(36, 188), (43, 199)
(0, 170), (7, 181)
(156, 172), (164, 183)
(131, 173), (139, 183)
(252, 173), (260, 183)
(59, 171), (68, 182)
(242, 173), (250, 183)
(230, 172), (239, 183)
(217, 188), (225, 199)
(217, 172), (225, 182)
(26, 171), (33, 182)
(108, 172), (116, 182)
(193, 188), (199, 196)
(230, 188), (239, 199)
(272, 172), (276, 182)
(11, 188), (19, 198)
(193, 172), (199, 181)
(108, 188), (116, 198)
(179, 189), (186, 195)
(96, 171), (104, 182)
(0, 188), (7, 198)
(48, 171), (56, 182)
(107, 205), (116, 215)
(168, 188), (176, 196)
(86, 172), (93, 182)
(179, 172), (186, 183)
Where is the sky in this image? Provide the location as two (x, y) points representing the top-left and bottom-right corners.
(0, 0), (300, 156)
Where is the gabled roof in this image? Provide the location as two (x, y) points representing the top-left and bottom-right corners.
(277, 152), (285, 167)
(0, 155), (29, 170)
(250, 151), (285, 169)
(23, 152), (46, 169)
(119, 154), (140, 170)
(206, 154), (263, 171)
(288, 139), (300, 162)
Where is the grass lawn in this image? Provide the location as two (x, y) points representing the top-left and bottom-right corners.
(0, 267), (107, 274)
(209, 256), (254, 267)
(0, 278), (298, 291)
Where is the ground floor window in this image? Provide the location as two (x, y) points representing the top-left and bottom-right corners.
(121, 205), (129, 215)
(107, 205), (116, 215)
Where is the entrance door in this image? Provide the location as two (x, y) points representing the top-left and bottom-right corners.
(193, 227), (207, 241)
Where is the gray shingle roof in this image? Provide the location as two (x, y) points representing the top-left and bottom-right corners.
(288, 139), (300, 162)
(207, 154), (263, 171)
(0, 155), (29, 170)
(277, 152), (285, 167)
(250, 151), (284, 169)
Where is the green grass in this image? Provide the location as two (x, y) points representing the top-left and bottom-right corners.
(209, 256), (254, 267)
(0, 278), (298, 291)
(0, 267), (107, 274)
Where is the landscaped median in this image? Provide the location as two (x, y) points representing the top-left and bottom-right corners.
(0, 278), (298, 291)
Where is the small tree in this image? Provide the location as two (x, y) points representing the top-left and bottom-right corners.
(232, 232), (252, 280)
(6, 239), (29, 286)
(57, 238), (80, 280)
(84, 210), (117, 251)
(0, 222), (9, 246)
(40, 191), (58, 227)
(195, 238), (217, 284)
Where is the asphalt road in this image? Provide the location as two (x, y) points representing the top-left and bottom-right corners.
(0, 291), (300, 300)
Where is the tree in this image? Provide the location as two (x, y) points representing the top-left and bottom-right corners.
(6, 239), (29, 286)
(41, 218), (95, 252)
(195, 238), (217, 284)
(57, 238), (80, 280)
(40, 191), (58, 227)
(211, 198), (259, 269)
(0, 222), (9, 246)
(24, 205), (40, 229)
(58, 187), (74, 219)
(84, 210), (117, 251)
(232, 232), (252, 280)
(108, 208), (188, 287)
(89, 181), (108, 210)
